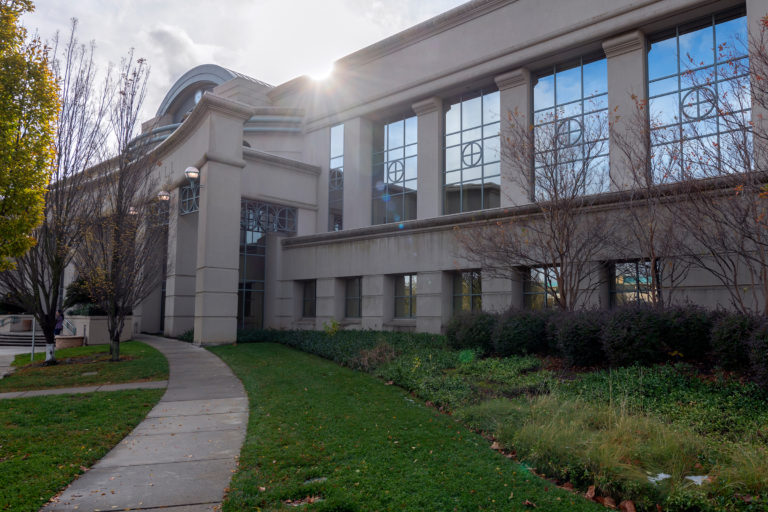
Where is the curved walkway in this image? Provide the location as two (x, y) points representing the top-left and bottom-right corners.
(43, 335), (248, 512)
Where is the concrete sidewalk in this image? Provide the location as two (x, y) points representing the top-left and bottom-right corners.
(0, 346), (28, 380)
(0, 380), (167, 400)
(43, 335), (248, 512)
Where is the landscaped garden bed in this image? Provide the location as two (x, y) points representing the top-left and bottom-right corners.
(234, 305), (768, 511)
(0, 341), (169, 392)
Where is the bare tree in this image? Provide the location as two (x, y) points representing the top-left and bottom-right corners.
(76, 51), (165, 361)
(660, 24), (768, 315)
(609, 101), (691, 308)
(459, 106), (614, 311)
(0, 20), (109, 364)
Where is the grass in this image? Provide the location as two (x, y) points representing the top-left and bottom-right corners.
(210, 343), (601, 512)
(239, 330), (768, 511)
(0, 341), (169, 392)
(0, 389), (164, 512)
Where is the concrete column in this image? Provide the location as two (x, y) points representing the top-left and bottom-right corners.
(416, 271), (449, 334)
(193, 100), (251, 345)
(343, 117), (374, 230)
(481, 275), (513, 313)
(164, 189), (197, 337)
(603, 30), (647, 190)
(305, 128), (331, 234)
(362, 275), (386, 330)
(315, 277), (337, 325)
(495, 69), (534, 206)
(412, 97), (444, 219)
(264, 232), (287, 329)
(510, 268), (525, 310)
(748, 0), (768, 170)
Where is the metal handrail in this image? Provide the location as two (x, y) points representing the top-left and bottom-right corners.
(0, 315), (20, 327)
(63, 319), (76, 336)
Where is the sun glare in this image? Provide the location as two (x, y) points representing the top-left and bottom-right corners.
(310, 64), (334, 81)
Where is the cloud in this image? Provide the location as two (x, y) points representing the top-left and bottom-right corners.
(23, 0), (467, 119)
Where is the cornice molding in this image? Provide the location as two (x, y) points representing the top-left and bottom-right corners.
(494, 68), (531, 91)
(602, 29), (645, 59)
(337, 0), (515, 69)
(242, 147), (321, 176)
(411, 97), (443, 116)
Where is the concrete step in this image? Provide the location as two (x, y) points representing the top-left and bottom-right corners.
(0, 333), (42, 347)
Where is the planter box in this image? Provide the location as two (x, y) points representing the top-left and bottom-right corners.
(65, 316), (134, 345)
(55, 336), (85, 349)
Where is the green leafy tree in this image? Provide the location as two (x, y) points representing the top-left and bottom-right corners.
(0, 0), (57, 270)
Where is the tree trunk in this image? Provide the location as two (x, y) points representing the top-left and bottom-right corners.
(110, 333), (120, 362)
(43, 327), (56, 365)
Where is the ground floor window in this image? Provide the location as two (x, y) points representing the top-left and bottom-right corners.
(453, 270), (482, 313)
(611, 260), (654, 306)
(238, 200), (297, 329)
(394, 274), (417, 318)
(302, 280), (317, 318)
(523, 267), (560, 310)
(345, 277), (362, 318)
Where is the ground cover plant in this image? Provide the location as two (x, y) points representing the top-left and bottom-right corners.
(237, 327), (768, 511)
(211, 343), (601, 511)
(0, 389), (164, 511)
(0, 341), (168, 392)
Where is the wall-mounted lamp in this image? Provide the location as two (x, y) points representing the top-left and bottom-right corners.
(180, 166), (200, 215)
(128, 206), (138, 216)
(184, 166), (200, 181)
(157, 190), (171, 201)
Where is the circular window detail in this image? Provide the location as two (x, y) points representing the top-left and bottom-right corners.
(387, 160), (405, 183)
(329, 168), (344, 191)
(461, 141), (483, 167)
(556, 117), (583, 147)
(681, 86), (716, 121)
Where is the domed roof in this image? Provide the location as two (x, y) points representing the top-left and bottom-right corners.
(156, 64), (272, 117)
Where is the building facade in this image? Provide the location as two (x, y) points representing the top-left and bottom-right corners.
(129, 0), (768, 344)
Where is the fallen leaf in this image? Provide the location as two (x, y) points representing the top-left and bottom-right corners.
(586, 485), (596, 500)
(523, 499), (537, 507)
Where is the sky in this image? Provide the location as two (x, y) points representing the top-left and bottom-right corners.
(22, 0), (467, 119)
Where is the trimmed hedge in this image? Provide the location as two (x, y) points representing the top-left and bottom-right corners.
(239, 303), (766, 389)
(445, 311), (496, 354)
(553, 310), (606, 367)
(492, 309), (553, 357)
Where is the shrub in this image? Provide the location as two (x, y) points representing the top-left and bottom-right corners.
(445, 311), (497, 354)
(601, 304), (668, 366)
(553, 310), (606, 367)
(710, 312), (757, 371)
(349, 342), (397, 371)
(748, 322), (768, 390)
(178, 329), (194, 343)
(663, 305), (713, 359)
(492, 309), (554, 357)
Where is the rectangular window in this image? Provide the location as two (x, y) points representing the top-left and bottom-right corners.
(373, 115), (418, 225)
(394, 274), (417, 318)
(345, 277), (362, 318)
(523, 267), (560, 310)
(238, 200), (297, 330)
(453, 270), (482, 313)
(611, 261), (654, 307)
(329, 124), (344, 231)
(444, 89), (501, 214)
(647, 9), (748, 181)
(302, 280), (316, 318)
(533, 56), (609, 197)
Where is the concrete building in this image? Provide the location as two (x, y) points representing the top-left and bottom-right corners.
(128, 0), (768, 345)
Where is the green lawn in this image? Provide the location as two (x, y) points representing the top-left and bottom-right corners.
(0, 389), (164, 512)
(210, 343), (601, 511)
(0, 341), (168, 392)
